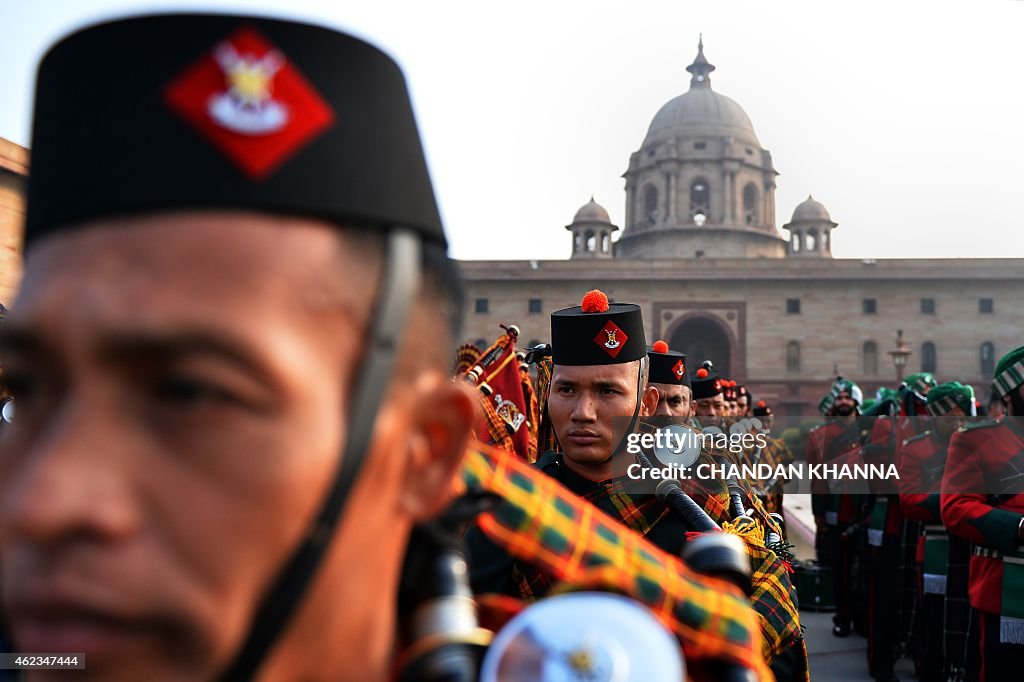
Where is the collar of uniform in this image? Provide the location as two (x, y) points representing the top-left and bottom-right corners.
(536, 451), (608, 496)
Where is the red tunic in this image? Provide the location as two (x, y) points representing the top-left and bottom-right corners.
(898, 430), (944, 523)
(807, 419), (862, 524)
(941, 418), (1024, 614)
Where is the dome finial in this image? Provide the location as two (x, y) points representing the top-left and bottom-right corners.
(686, 35), (715, 90)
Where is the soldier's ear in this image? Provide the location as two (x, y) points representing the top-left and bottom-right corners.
(640, 385), (659, 417)
(398, 376), (477, 521)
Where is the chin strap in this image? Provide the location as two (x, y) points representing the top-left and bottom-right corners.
(220, 229), (421, 681)
(609, 357), (647, 461)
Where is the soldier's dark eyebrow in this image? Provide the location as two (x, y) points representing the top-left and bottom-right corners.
(0, 327), (52, 359)
(97, 331), (277, 385)
(595, 381), (626, 391)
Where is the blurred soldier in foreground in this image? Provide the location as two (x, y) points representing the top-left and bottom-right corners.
(0, 14), (480, 681)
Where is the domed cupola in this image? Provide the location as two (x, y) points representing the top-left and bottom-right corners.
(566, 196), (618, 259)
(783, 195), (837, 257)
(617, 37), (787, 259)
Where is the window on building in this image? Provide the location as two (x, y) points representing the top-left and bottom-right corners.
(643, 184), (659, 224)
(920, 298), (935, 314)
(863, 298), (877, 314)
(602, 233), (610, 253)
(981, 342), (996, 377)
(806, 229), (817, 252)
(791, 232), (801, 253)
(528, 298), (542, 314)
(475, 298), (488, 314)
(786, 298), (801, 314)
(863, 341), (878, 375)
(690, 178), (709, 224)
(742, 183), (758, 225)
(585, 230), (596, 252)
(921, 342), (937, 373)
(786, 340), (801, 373)
(694, 142), (706, 150)
(979, 298), (994, 314)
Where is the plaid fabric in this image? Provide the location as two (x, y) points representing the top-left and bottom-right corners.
(719, 518), (806, 670)
(519, 364), (539, 463)
(993, 360), (1024, 398)
(899, 517), (922, 653)
(461, 442), (772, 679)
(945, 534), (973, 678)
(533, 355), (559, 453)
(475, 389), (516, 454)
(511, 479), (671, 600)
(760, 437), (795, 514)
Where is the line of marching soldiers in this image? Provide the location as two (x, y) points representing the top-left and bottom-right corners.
(809, 346), (1024, 682)
(450, 289), (804, 681)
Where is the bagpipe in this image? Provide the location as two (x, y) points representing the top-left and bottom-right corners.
(394, 440), (770, 682)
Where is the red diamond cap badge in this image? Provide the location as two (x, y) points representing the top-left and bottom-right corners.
(594, 320), (628, 359)
(672, 359), (686, 380)
(164, 27), (335, 179)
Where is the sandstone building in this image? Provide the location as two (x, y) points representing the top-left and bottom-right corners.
(458, 41), (1024, 414)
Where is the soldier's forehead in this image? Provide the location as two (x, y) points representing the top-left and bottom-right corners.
(552, 362), (637, 381)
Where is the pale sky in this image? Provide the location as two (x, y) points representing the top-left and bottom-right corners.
(3, 0), (1023, 261)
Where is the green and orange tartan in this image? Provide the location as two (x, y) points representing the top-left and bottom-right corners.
(510, 476), (673, 600)
(461, 441), (773, 679)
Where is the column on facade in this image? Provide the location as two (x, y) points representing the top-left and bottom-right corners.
(728, 171), (737, 223)
(625, 183), (634, 231)
(667, 171), (677, 221)
(721, 170), (730, 224)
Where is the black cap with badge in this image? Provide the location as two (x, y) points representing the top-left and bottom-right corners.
(648, 339), (690, 387)
(690, 360), (723, 400)
(550, 289), (647, 366)
(25, 14), (443, 248)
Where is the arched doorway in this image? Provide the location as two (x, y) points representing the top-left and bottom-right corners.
(668, 315), (733, 378)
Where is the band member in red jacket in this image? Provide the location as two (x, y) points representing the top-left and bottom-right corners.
(899, 382), (974, 681)
(808, 378), (863, 638)
(943, 347), (1024, 681)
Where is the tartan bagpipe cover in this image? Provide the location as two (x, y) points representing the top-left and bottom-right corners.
(460, 440), (773, 679)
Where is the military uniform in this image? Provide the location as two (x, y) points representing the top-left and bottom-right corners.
(941, 418), (1024, 680)
(808, 378), (865, 637)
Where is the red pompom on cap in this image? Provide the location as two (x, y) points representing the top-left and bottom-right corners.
(758, 400), (766, 408)
(696, 368), (709, 379)
(581, 289), (610, 313)
(652, 340), (669, 354)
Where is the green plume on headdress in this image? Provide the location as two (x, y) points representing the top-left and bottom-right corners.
(992, 346), (1024, 399)
(926, 381), (975, 416)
